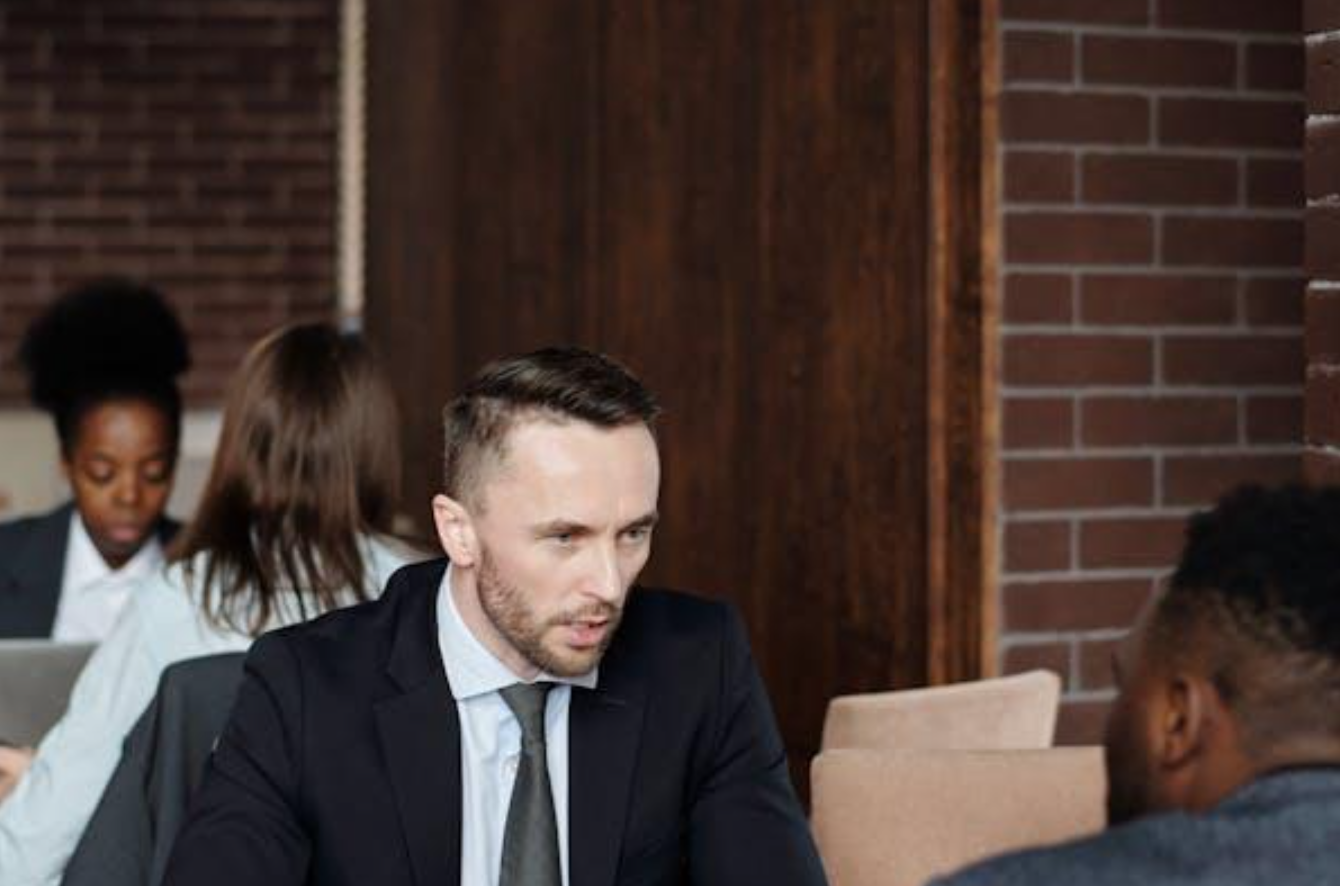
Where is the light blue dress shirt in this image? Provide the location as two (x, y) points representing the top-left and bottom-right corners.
(436, 565), (598, 886)
(0, 536), (415, 886)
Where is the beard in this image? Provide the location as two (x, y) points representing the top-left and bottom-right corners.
(476, 548), (623, 678)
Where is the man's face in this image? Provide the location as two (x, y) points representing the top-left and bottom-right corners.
(1103, 615), (1165, 825)
(466, 419), (660, 677)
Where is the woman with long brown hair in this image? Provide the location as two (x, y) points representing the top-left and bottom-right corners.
(0, 323), (420, 883)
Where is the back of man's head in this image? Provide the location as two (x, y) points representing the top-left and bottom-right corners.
(1156, 484), (1340, 753)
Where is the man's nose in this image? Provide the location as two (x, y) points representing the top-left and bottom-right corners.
(582, 542), (623, 603)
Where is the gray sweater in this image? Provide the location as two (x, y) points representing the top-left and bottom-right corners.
(933, 768), (1340, 886)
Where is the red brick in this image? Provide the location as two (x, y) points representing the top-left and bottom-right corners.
(1159, 98), (1303, 150)
(1081, 274), (1235, 326)
(1078, 637), (1125, 691)
(1055, 700), (1111, 746)
(1004, 334), (1153, 386)
(1163, 335), (1303, 386)
(1004, 519), (1072, 573)
(1004, 577), (1153, 631)
(1005, 273), (1073, 324)
(1306, 1), (1340, 33)
(1081, 396), (1238, 447)
(1245, 277), (1304, 327)
(1158, 0), (1300, 33)
(1079, 516), (1186, 569)
(1304, 448), (1340, 484)
(1247, 42), (1303, 92)
(1307, 206), (1340, 278)
(1003, 90), (1150, 145)
(1081, 154), (1236, 207)
(1163, 216), (1302, 268)
(1306, 118), (1340, 200)
(1002, 641), (1071, 686)
(1004, 150), (1074, 203)
(1247, 395), (1303, 444)
(1306, 372), (1340, 445)
(1308, 37), (1340, 114)
(1004, 31), (1074, 82)
(1082, 35), (1236, 88)
(1306, 288), (1340, 361)
(1004, 397), (1074, 450)
(1004, 457), (1155, 510)
(1002, 0), (1148, 25)
(1246, 158), (1302, 208)
(1006, 212), (1154, 265)
(1164, 455), (1302, 506)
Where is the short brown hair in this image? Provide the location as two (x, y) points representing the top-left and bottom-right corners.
(442, 346), (659, 507)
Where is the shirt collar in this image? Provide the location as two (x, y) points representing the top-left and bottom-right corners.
(64, 510), (164, 593)
(437, 562), (599, 701)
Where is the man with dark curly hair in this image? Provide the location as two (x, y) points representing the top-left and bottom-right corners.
(936, 484), (1340, 886)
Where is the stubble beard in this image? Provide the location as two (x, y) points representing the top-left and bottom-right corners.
(477, 548), (623, 678)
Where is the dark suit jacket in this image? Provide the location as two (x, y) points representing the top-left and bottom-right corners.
(62, 653), (246, 886)
(932, 768), (1340, 886)
(0, 503), (180, 638)
(164, 559), (827, 886)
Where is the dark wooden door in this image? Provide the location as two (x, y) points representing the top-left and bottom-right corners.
(366, 0), (996, 783)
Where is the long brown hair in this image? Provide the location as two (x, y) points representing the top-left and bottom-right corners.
(171, 323), (401, 635)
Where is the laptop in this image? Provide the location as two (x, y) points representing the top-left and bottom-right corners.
(0, 640), (95, 747)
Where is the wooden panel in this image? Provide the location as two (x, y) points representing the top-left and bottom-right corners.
(366, 0), (997, 782)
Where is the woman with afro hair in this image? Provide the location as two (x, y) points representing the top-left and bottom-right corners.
(0, 278), (189, 640)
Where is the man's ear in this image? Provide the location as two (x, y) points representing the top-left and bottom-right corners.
(1157, 673), (1210, 769)
(432, 493), (478, 568)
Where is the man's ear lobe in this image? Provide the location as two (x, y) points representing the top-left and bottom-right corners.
(1159, 674), (1208, 768)
(431, 494), (478, 567)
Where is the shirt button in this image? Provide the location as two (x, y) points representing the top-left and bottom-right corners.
(504, 756), (518, 776)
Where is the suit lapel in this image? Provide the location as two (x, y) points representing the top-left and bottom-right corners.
(373, 560), (462, 886)
(569, 673), (646, 886)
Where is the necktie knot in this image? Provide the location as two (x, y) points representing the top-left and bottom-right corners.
(500, 682), (553, 746)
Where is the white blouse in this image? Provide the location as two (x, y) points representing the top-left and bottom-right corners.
(50, 512), (165, 643)
(0, 535), (419, 886)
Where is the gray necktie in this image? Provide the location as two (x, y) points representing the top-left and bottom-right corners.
(499, 682), (560, 886)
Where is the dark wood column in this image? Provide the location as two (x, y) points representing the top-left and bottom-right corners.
(365, 0), (999, 782)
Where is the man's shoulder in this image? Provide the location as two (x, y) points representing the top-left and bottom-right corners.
(933, 824), (1159, 886)
(621, 586), (735, 637)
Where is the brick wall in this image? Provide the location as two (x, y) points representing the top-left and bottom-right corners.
(1307, 3), (1340, 479)
(0, 0), (338, 403)
(998, 0), (1306, 741)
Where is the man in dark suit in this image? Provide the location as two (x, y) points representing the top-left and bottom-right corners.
(165, 347), (826, 886)
(934, 484), (1340, 886)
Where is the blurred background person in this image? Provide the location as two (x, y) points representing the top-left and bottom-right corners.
(0, 279), (189, 640)
(0, 322), (420, 886)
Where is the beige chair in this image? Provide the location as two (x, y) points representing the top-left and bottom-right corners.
(811, 747), (1106, 886)
(820, 669), (1062, 751)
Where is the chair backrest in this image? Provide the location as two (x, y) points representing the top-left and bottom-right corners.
(820, 669), (1062, 751)
(61, 652), (247, 886)
(811, 747), (1106, 886)
(0, 640), (95, 746)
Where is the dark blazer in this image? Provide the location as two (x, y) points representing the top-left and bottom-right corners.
(62, 653), (246, 886)
(0, 503), (180, 638)
(164, 559), (827, 886)
(932, 768), (1340, 886)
